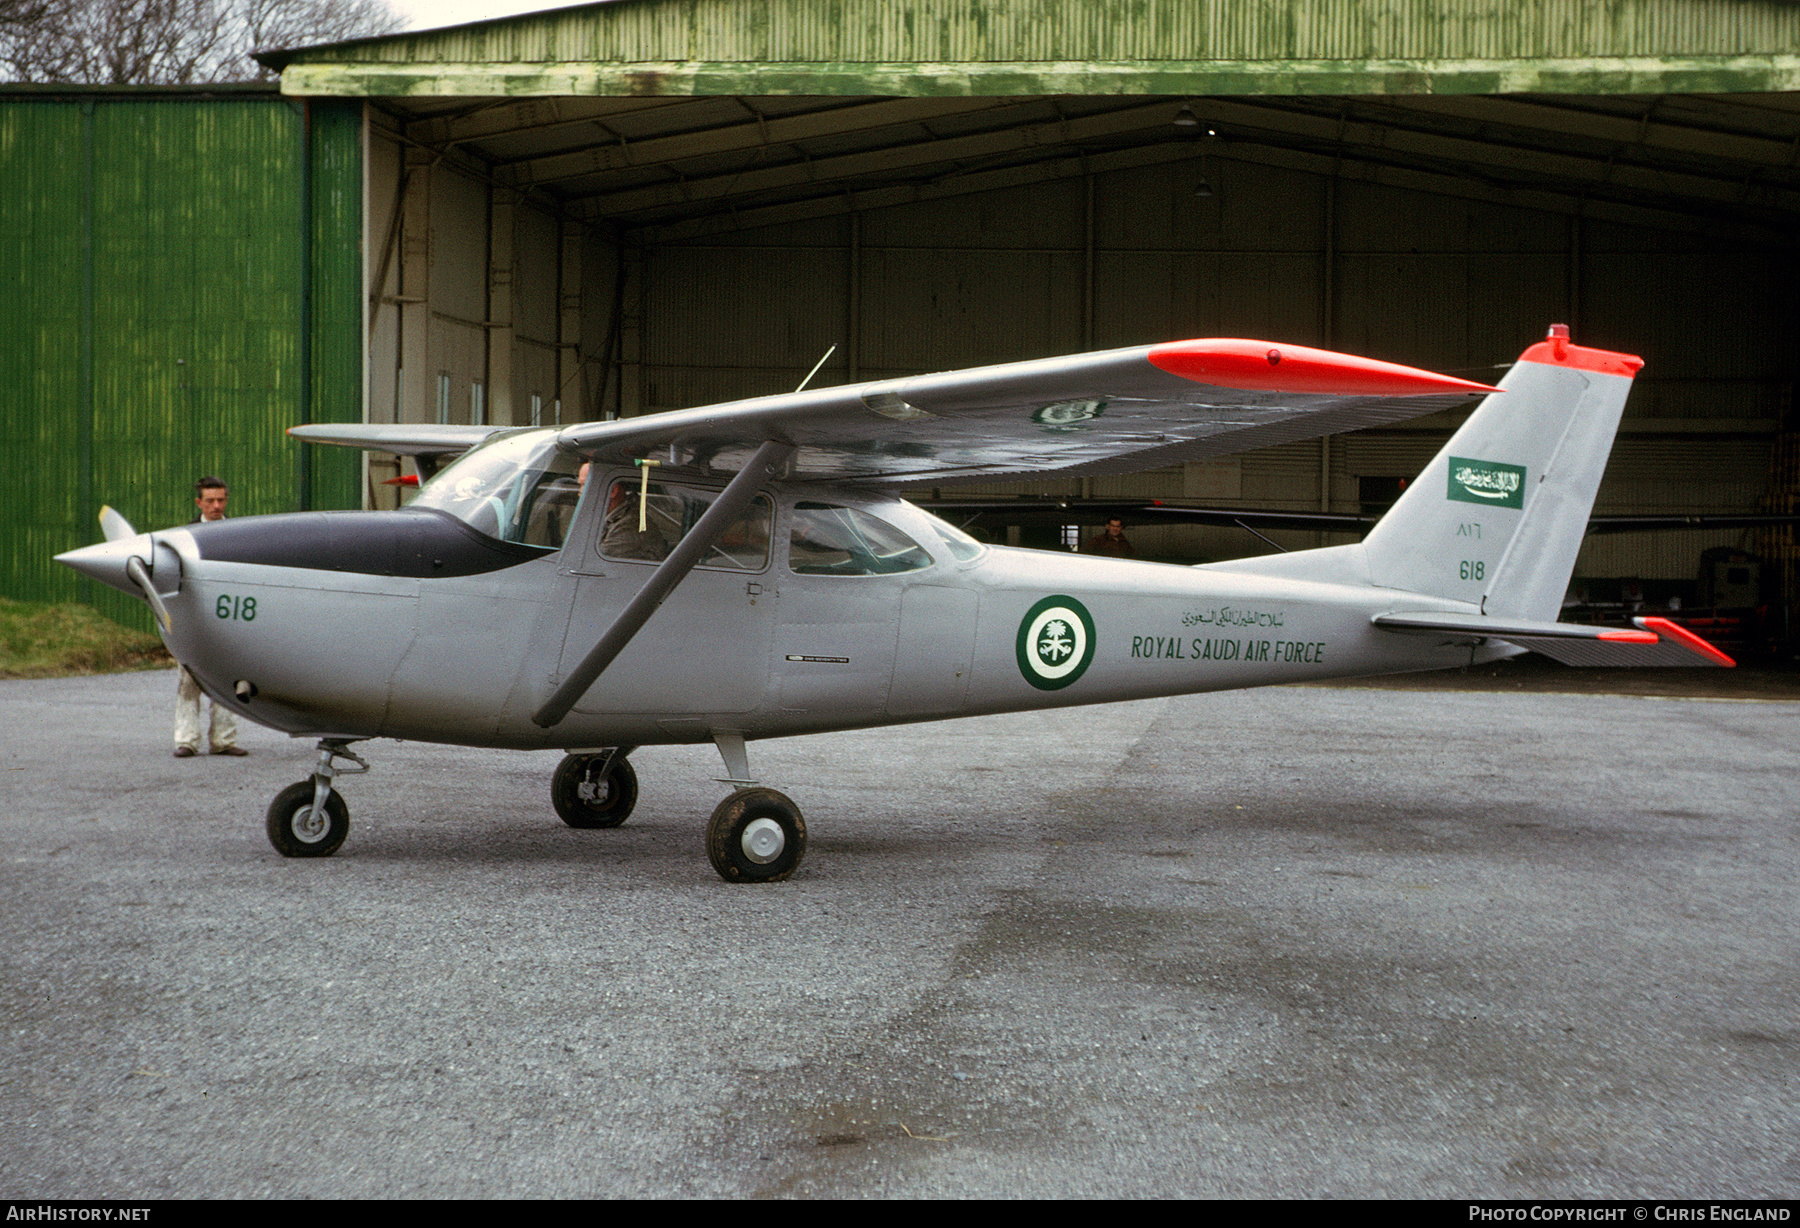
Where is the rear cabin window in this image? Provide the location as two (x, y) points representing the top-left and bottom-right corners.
(598, 479), (771, 571)
(788, 503), (934, 576)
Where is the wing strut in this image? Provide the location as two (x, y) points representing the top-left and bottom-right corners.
(532, 440), (795, 729)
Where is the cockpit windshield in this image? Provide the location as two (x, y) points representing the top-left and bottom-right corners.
(411, 429), (585, 549)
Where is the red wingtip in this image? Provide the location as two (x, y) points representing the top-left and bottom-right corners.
(1146, 339), (1499, 397)
(382, 474), (420, 487)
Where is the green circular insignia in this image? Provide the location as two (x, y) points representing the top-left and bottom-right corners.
(1032, 399), (1105, 429)
(1016, 595), (1097, 690)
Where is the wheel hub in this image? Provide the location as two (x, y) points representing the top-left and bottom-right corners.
(292, 805), (328, 842)
(741, 817), (785, 864)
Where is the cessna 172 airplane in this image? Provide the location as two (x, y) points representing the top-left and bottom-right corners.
(57, 325), (1729, 882)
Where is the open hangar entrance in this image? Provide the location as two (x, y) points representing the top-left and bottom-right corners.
(263, 6), (1800, 650)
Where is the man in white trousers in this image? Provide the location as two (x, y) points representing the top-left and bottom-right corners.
(172, 476), (245, 758)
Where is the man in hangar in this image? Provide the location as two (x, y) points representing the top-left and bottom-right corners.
(1084, 516), (1137, 558)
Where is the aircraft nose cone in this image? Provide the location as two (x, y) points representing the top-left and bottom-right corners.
(55, 534), (156, 597)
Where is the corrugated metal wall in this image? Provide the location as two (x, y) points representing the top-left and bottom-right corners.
(308, 99), (368, 514)
(310, 0), (1800, 67)
(630, 148), (1795, 579)
(0, 93), (362, 628)
(0, 100), (86, 614)
(362, 129), (579, 419)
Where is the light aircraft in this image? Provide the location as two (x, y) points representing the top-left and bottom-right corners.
(58, 325), (1730, 882)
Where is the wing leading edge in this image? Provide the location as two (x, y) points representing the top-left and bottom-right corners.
(287, 423), (505, 456)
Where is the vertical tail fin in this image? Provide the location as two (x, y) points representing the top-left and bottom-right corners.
(1359, 326), (1642, 620)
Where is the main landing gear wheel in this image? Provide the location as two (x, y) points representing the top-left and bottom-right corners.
(266, 781), (349, 858)
(706, 787), (805, 883)
(552, 752), (639, 829)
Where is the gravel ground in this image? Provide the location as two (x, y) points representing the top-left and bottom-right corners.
(2, 667), (1795, 1198)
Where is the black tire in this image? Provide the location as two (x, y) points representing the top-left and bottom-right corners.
(266, 780), (349, 858)
(706, 787), (805, 883)
(552, 753), (639, 829)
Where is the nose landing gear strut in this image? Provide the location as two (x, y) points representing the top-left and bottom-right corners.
(265, 739), (368, 858)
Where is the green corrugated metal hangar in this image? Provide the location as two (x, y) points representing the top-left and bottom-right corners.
(6, 0), (1799, 641)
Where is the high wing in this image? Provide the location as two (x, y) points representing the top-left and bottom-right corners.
(287, 423), (502, 455)
(289, 339), (1492, 487)
(541, 338), (1496, 486)
(286, 422), (506, 481)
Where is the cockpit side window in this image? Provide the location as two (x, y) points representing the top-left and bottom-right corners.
(411, 430), (585, 550)
(516, 471), (584, 547)
(789, 503), (935, 576)
(598, 479), (771, 571)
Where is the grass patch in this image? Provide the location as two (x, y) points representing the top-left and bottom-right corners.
(0, 598), (173, 679)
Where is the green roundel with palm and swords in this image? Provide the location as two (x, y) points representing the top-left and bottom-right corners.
(1016, 595), (1098, 690)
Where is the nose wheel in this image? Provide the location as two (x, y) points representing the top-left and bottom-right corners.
(266, 781), (349, 857)
(266, 739), (367, 858)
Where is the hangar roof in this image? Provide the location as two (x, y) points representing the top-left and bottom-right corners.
(259, 0), (1800, 246)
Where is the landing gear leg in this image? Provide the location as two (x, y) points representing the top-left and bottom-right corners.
(266, 738), (368, 858)
(704, 732), (805, 883)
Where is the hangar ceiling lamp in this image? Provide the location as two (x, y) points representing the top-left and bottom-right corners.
(1194, 149), (1216, 198)
(1173, 103), (1200, 128)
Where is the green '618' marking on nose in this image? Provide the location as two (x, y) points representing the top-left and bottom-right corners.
(216, 594), (257, 622)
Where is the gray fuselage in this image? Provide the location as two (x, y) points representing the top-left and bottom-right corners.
(146, 464), (1492, 751)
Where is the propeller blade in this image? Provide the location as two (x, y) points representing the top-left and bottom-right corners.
(98, 506), (136, 543)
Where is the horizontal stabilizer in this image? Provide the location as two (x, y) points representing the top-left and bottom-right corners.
(1373, 611), (1733, 667)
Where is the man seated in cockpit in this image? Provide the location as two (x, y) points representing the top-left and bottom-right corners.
(599, 479), (670, 561)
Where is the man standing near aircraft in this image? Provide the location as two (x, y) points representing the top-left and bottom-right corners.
(172, 476), (245, 758)
(1084, 516), (1136, 558)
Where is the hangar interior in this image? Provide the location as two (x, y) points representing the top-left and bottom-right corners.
(266, 0), (1800, 650)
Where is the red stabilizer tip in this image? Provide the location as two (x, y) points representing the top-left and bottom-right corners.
(382, 474), (420, 486)
(1519, 326), (1644, 377)
(1146, 339), (1499, 397)
(1637, 616), (1737, 667)
(1597, 629), (1659, 643)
